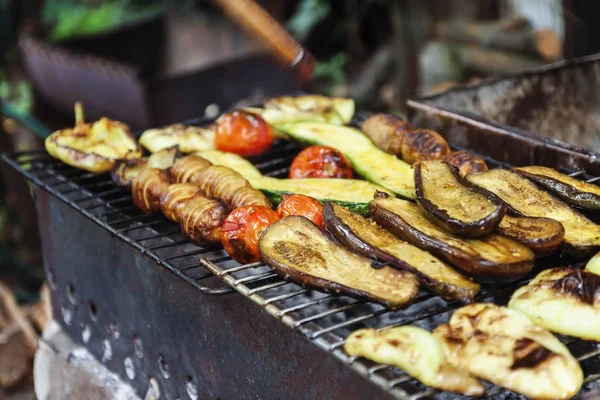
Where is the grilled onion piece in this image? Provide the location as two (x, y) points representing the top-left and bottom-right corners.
(434, 303), (583, 400)
(111, 147), (180, 188)
(131, 168), (171, 214)
(171, 156), (213, 184)
(467, 169), (600, 257)
(360, 113), (412, 156)
(497, 215), (565, 255)
(160, 184), (202, 222)
(517, 166), (600, 211)
(401, 129), (450, 165)
(259, 216), (419, 308)
(323, 202), (479, 303)
(180, 196), (228, 247)
(443, 151), (488, 178)
(509, 268), (600, 341)
(345, 326), (484, 397)
(45, 103), (141, 173)
(370, 194), (535, 282)
(415, 160), (505, 237)
(139, 124), (215, 153)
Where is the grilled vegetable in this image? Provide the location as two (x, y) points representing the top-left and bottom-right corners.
(345, 326), (485, 396)
(497, 215), (565, 255)
(434, 303), (583, 400)
(215, 110), (274, 157)
(360, 113), (413, 156)
(415, 160), (505, 237)
(276, 194), (324, 229)
(467, 169), (600, 257)
(259, 216), (419, 308)
(159, 183), (202, 222)
(180, 196), (228, 247)
(586, 251), (600, 275)
(401, 129), (450, 165)
(171, 156), (213, 185)
(370, 194), (535, 282)
(111, 147), (180, 188)
(276, 122), (415, 199)
(45, 103), (141, 173)
(131, 168), (171, 214)
(323, 202), (479, 303)
(221, 205), (280, 263)
(517, 166), (600, 211)
(443, 151), (488, 178)
(289, 146), (353, 179)
(139, 124), (215, 153)
(197, 150), (392, 215)
(509, 267), (600, 341)
(195, 165), (271, 209)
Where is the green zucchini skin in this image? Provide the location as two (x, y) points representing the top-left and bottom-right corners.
(263, 189), (369, 216)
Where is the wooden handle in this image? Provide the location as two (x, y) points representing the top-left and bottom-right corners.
(212, 0), (315, 83)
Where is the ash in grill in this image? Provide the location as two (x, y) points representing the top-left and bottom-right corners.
(4, 128), (600, 400)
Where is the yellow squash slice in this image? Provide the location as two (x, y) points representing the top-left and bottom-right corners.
(139, 124), (215, 153)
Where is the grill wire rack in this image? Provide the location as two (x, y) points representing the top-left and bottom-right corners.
(3, 117), (600, 400)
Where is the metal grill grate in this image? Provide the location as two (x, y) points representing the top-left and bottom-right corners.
(3, 133), (600, 399)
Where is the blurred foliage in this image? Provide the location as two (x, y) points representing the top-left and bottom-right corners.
(287, 0), (331, 41)
(0, 78), (33, 115)
(313, 52), (346, 93)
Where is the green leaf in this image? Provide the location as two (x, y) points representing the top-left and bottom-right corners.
(287, 0), (330, 41)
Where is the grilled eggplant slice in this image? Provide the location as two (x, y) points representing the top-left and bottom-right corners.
(467, 169), (600, 257)
(415, 160), (505, 237)
(160, 183), (202, 223)
(360, 113), (413, 156)
(443, 151), (488, 178)
(323, 202), (480, 303)
(517, 166), (600, 211)
(509, 267), (600, 341)
(497, 215), (565, 255)
(259, 216), (419, 308)
(434, 303), (583, 400)
(171, 156), (213, 184)
(370, 194), (535, 282)
(111, 147), (180, 188)
(401, 129), (450, 165)
(139, 124), (215, 153)
(345, 326), (484, 397)
(45, 103), (141, 173)
(180, 196), (228, 247)
(131, 168), (171, 214)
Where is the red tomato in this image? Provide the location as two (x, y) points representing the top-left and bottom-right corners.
(215, 110), (274, 157)
(276, 194), (324, 228)
(289, 146), (353, 179)
(220, 205), (280, 264)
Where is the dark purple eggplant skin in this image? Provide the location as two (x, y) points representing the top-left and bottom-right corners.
(517, 169), (600, 211)
(414, 161), (506, 238)
(369, 194), (535, 283)
(322, 202), (479, 303)
(496, 215), (565, 257)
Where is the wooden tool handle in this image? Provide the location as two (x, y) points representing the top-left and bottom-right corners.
(212, 0), (315, 83)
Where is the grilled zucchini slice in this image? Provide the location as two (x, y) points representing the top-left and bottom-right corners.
(249, 95), (355, 125)
(509, 267), (600, 341)
(345, 326), (484, 397)
(139, 124), (215, 154)
(415, 160), (505, 237)
(467, 169), (600, 257)
(517, 166), (600, 211)
(259, 216), (419, 308)
(370, 194), (535, 282)
(496, 215), (565, 255)
(111, 147), (180, 188)
(196, 150), (392, 215)
(276, 122), (415, 199)
(45, 103), (141, 173)
(323, 202), (480, 303)
(434, 303), (583, 400)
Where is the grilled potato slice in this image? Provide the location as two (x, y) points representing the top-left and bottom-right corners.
(467, 169), (600, 257)
(345, 326), (485, 397)
(415, 160), (505, 237)
(259, 216), (419, 308)
(443, 151), (488, 178)
(171, 156), (213, 184)
(434, 303), (583, 400)
(45, 103), (141, 173)
(139, 124), (215, 153)
(111, 147), (180, 188)
(180, 196), (228, 247)
(160, 183), (202, 223)
(370, 194), (535, 282)
(496, 215), (565, 255)
(517, 166), (600, 211)
(509, 267), (600, 341)
(132, 168), (171, 214)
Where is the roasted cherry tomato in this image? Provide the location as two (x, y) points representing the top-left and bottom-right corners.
(220, 205), (280, 264)
(276, 194), (324, 228)
(289, 146), (353, 179)
(215, 110), (274, 157)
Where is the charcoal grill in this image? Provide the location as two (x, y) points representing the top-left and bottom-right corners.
(3, 113), (600, 400)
